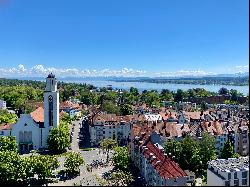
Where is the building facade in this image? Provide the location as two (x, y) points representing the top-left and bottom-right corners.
(207, 157), (249, 186)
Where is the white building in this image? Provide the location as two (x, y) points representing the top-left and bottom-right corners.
(1, 73), (59, 153)
(207, 157), (249, 186)
(0, 99), (7, 109)
(89, 114), (132, 146)
(140, 140), (188, 186)
(144, 113), (162, 122)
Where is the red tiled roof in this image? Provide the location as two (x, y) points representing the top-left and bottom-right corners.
(60, 100), (80, 109)
(0, 123), (14, 130)
(142, 140), (187, 179)
(30, 107), (44, 123)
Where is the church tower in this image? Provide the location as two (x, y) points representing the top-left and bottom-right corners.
(43, 73), (59, 147)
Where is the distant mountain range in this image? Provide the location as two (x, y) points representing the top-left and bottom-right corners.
(6, 72), (249, 81)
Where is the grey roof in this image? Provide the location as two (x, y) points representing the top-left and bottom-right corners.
(208, 156), (249, 172)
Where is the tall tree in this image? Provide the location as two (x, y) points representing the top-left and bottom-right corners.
(47, 122), (70, 154)
(218, 87), (229, 95)
(199, 132), (217, 170)
(112, 146), (130, 171)
(120, 104), (133, 116)
(100, 138), (117, 162)
(220, 140), (235, 159)
(64, 152), (85, 176)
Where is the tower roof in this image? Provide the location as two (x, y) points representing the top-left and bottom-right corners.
(47, 72), (55, 78)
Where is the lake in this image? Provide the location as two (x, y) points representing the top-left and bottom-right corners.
(63, 80), (249, 95)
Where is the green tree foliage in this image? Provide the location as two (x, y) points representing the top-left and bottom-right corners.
(64, 152), (85, 176)
(179, 136), (201, 172)
(129, 87), (139, 96)
(0, 136), (18, 152)
(218, 87), (229, 95)
(30, 154), (60, 182)
(164, 134), (217, 173)
(120, 104), (133, 116)
(112, 146), (130, 171)
(100, 138), (117, 162)
(47, 124), (70, 154)
(160, 89), (174, 101)
(220, 140), (236, 159)
(199, 132), (217, 169)
(174, 89), (185, 102)
(0, 150), (23, 185)
(0, 109), (18, 124)
(164, 139), (182, 164)
(101, 101), (120, 115)
(108, 170), (134, 186)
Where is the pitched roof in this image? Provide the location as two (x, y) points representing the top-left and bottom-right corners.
(0, 123), (14, 130)
(142, 140), (187, 179)
(60, 100), (80, 109)
(30, 107), (44, 123)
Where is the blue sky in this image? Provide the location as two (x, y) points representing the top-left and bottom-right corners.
(0, 0), (249, 77)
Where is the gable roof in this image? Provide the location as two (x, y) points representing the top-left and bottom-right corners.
(0, 123), (14, 130)
(142, 140), (187, 179)
(30, 107), (44, 123)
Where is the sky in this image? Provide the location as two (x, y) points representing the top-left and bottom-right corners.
(0, 0), (249, 77)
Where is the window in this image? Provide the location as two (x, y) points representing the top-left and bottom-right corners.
(242, 171), (247, 178)
(103, 131), (105, 134)
(24, 123), (27, 126)
(242, 179), (247, 185)
(225, 181), (230, 186)
(234, 179), (239, 186)
(228, 173), (231, 180)
(109, 126), (111, 129)
(234, 172), (237, 179)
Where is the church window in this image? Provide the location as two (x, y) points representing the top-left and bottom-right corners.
(24, 123), (27, 126)
(48, 95), (53, 126)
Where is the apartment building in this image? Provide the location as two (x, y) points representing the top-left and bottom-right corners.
(140, 140), (188, 186)
(207, 157), (249, 186)
(89, 114), (132, 146)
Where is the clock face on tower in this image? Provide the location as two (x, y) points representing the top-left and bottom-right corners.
(48, 95), (53, 102)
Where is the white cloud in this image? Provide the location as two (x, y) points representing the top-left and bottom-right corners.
(0, 64), (147, 77)
(235, 65), (249, 73)
(0, 64), (246, 78)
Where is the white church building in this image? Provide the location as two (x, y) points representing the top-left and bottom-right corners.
(0, 73), (59, 153)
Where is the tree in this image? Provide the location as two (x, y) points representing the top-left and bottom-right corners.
(30, 155), (60, 183)
(108, 170), (133, 186)
(100, 138), (117, 162)
(47, 122), (70, 154)
(174, 89), (185, 102)
(180, 136), (201, 172)
(220, 140), (236, 159)
(218, 87), (229, 95)
(0, 109), (17, 124)
(129, 87), (139, 96)
(112, 146), (130, 171)
(0, 150), (23, 185)
(199, 132), (217, 170)
(101, 101), (120, 115)
(164, 139), (182, 164)
(64, 152), (85, 176)
(120, 104), (133, 116)
(0, 136), (18, 152)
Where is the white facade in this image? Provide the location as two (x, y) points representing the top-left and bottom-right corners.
(2, 73), (60, 152)
(0, 99), (6, 109)
(207, 157), (249, 186)
(43, 74), (59, 148)
(12, 114), (43, 151)
(89, 119), (132, 146)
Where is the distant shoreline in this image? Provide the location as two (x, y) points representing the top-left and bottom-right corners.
(111, 77), (249, 86)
